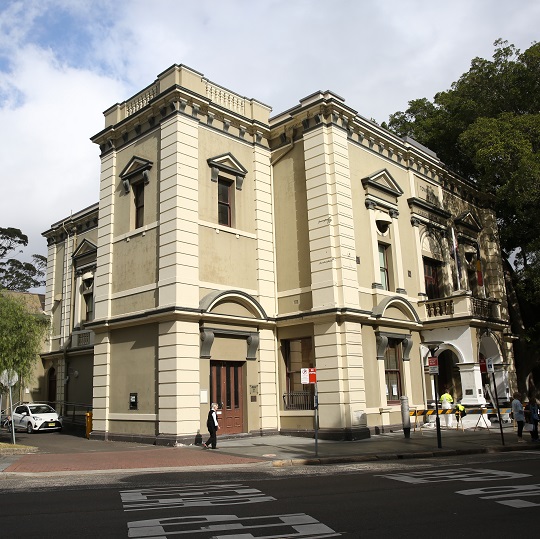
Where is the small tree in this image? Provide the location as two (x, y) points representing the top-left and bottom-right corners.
(0, 291), (49, 389)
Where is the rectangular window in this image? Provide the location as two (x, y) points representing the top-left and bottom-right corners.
(134, 182), (145, 229)
(218, 179), (233, 226)
(384, 340), (402, 403)
(282, 338), (315, 410)
(378, 243), (389, 290)
(424, 258), (443, 299)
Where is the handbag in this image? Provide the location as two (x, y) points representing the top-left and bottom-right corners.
(524, 422), (533, 432)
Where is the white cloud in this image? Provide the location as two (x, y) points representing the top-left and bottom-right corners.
(1, 0), (539, 276)
(0, 43), (126, 261)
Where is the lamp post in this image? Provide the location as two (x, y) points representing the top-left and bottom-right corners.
(424, 341), (443, 449)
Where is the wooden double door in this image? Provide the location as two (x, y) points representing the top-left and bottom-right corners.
(210, 361), (245, 435)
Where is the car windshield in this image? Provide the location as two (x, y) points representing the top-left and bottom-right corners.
(29, 405), (55, 414)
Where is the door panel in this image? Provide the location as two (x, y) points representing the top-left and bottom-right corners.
(210, 361), (244, 435)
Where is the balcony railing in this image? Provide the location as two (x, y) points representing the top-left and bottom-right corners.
(282, 391), (315, 410)
(423, 293), (501, 320)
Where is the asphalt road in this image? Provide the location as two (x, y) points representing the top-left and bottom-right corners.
(2, 451), (539, 538)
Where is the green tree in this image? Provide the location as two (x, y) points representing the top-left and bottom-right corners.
(387, 39), (540, 384)
(0, 291), (49, 386)
(0, 227), (46, 291)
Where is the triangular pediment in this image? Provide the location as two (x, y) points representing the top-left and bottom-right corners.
(207, 153), (247, 176)
(455, 211), (482, 233)
(72, 239), (97, 259)
(361, 169), (403, 198)
(119, 156), (153, 180)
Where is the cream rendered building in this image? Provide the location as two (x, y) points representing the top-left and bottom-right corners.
(41, 65), (515, 444)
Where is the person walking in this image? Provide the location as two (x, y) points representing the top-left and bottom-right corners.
(526, 396), (539, 442)
(440, 388), (454, 428)
(203, 403), (219, 449)
(511, 392), (525, 443)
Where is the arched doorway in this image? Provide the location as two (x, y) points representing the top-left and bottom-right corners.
(479, 334), (509, 402)
(47, 368), (57, 405)
(437, 350), (462, 401)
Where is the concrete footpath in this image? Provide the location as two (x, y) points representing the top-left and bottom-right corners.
(1, 423), (539, 475)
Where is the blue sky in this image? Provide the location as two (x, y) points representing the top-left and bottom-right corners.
(1, 0), (539, 278)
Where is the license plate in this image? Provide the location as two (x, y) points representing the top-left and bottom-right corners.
(48, 423), (55, 427)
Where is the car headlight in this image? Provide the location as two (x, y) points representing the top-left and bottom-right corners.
(33, 416), (41, 421)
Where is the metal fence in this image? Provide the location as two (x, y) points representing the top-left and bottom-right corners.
(282, 390), (314, 410)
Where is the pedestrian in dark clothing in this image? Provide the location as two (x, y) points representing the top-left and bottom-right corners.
(525, 398), (539, 442)
(203, 403), (219, 449)
(511, 392), (525, 442)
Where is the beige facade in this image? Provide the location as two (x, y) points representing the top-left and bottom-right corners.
(41, 65), (515, 444)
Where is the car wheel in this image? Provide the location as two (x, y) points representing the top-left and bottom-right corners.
(26, 422), (33, 434)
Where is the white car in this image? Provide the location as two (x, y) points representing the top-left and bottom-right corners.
(11, 403), (63, 433)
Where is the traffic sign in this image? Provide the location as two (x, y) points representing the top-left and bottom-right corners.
(0, 370), (18, 387)
(428, 357), (438, 375)
(479, 357), (487, 374)
(301, 368), (317, 384)
(486, 357), (495, 373)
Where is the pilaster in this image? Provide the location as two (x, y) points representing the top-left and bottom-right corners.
(94, 151), (116, 321)
(458, 362), (487, 405)
(303, 124), (359, 309)
(258, 328), (279, 430)
(252, 145), (276, 316)
(92, 333), (111, 433)
(158, 114), (200, 308)
(158, 320), (200, 436)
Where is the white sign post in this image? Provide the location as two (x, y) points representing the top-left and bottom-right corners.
(301, 368), (318, 456)
(0, 370), (18, 445)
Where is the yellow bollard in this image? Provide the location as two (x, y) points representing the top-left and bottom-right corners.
(85, 412), (93, 439)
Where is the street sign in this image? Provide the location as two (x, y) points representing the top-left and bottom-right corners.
(486, 358), (495, 373)
(479, 357), (487, 374)
(301, 368), (317, 384)
(0, 370), (18, 387)
(428, 357), (438, 375)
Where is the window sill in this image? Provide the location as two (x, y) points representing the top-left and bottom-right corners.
(199, 219), (256, 239)
(114, 221), (158, 244)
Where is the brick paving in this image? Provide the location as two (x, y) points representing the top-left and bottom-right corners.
(2, 446), (264, 473)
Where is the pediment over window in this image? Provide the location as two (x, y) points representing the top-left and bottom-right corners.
(119, 156), (153, 194)
(361, 169), (404, 199)
(455, 211), (482, 233)
(207, 153), (248, 190)
(72, 239), (97, 260)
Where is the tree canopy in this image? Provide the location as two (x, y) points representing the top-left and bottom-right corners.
(386, 39), (540, 380)
(0, 227), (46, 291)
